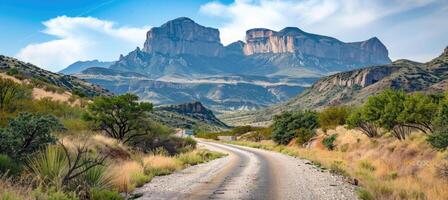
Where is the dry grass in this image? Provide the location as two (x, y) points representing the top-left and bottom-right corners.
(109, 160), (144, 193)
(0, 175), (32, 200)
(143, 155), (181, 172)
(230, 126), (448, 200)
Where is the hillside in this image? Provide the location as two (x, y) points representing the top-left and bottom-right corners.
(0, 55), (111, 98)
(150, 101), (229, 132)
(223, 46), (448, 125)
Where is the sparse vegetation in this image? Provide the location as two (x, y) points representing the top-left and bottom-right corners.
(0, 75), (225, 199)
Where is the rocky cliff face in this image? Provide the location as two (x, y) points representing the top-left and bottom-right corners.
(243, 27), (391, 65)
(142, 17), (224, 57)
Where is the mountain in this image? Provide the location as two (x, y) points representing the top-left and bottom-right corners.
(150, 101), (229, 132)
(60, 60), (114, 75)
(230, 46), (448, 125)
(76, 68), (310, 112)
(78, 17), (391, 112)
(0, 55), (111, 97)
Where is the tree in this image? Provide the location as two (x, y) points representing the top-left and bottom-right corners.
(427, 95), (448, 150)
(318, 106), (350, 132)
(271, 110), (318, 145)
(399, 92), (438, 134)
(346, 107), (379, 138)
(363, 89), (411, 140)
(83, 94), (153, 144)
(0, 112), (62, 160)
(0, 77), (31, 111)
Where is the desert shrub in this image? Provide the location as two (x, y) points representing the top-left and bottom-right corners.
(295, 128), (316, 145)
(90, 189), (123, 200)
(0, 112), (61, 160)
(356, 188), (374, 200)
(318, 106), (350, 132)
(83, 94), (153, 144)
(427, 130), (448, 150)
(0, 154), (20, 175)
(322, 134), (337, 150)
(129, 134), (196, 155)
(176, 150), (225, 166)
(130, 173), (152, 188)
(272, 110), (318, 145)
(329, 161), (348, 177)
(0, 77), (32, 112)
(359, 160), (376, 171)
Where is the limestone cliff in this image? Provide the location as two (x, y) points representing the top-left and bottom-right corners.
(243, 27), (391, 65)
(142, 17), (224, 57)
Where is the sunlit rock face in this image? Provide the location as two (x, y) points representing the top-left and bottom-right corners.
(143, 17), (224, 57)
(243, 27), (391, 65)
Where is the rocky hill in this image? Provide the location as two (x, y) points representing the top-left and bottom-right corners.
(231, 46), (448, 124)
(151, 101), (229, 132)
(0, 55), (111, 98)
(79, 17), (391, 111)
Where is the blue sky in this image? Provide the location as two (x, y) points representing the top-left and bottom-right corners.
(0, 0), (447, 72)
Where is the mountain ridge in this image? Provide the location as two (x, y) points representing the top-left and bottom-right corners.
(78, 17), (392, 112)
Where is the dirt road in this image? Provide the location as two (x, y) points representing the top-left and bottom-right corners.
(133, 141), (357, 200)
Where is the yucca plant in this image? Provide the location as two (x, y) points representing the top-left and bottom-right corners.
(81, 165), (113, 190)
(27, 145), (68, 191)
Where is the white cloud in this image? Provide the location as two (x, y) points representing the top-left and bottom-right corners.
(16, 16), (149, 72)
(200, 0), (440, 47)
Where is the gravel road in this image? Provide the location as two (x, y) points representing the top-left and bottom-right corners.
(133, 141), (358, 200)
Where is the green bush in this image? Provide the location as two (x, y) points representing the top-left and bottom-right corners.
(295, 128), (316, 145)
(0, 154), (20, 175)
(427, 130), (448, 150)
(90, 189), (123, 200)
(322, 134), (337, 150)
(272, 110), (318, 145)
(0, 112), (61, 160)
(318, 106), (350, 132)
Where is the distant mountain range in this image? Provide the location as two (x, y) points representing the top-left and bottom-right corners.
(221, 46), (448, 125)
(59, 60), (113, 75)
(74, 17), (391, 112)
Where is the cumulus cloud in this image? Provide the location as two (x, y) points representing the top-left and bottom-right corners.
(200, 0), (447, 61)
(17, 16), (149, 72)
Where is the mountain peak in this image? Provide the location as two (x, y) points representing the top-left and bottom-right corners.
(142, 17), (223, 57)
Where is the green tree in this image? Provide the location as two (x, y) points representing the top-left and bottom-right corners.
(399, 92), (437, 134)
(83, 94), (153, 144)
(271, 110), (318, 145)
(0, 112), (61, 160)
(363, 89), (411, 140)
(318, 106), (350, 132)
(346, 107), (379, 138)
(427, 95), (448, 150)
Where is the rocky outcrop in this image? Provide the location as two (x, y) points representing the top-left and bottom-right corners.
(142, 17), (224, 57)
(243, 27), (391, 65)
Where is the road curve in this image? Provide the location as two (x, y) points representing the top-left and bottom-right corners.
(133, 141), (357, 200)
